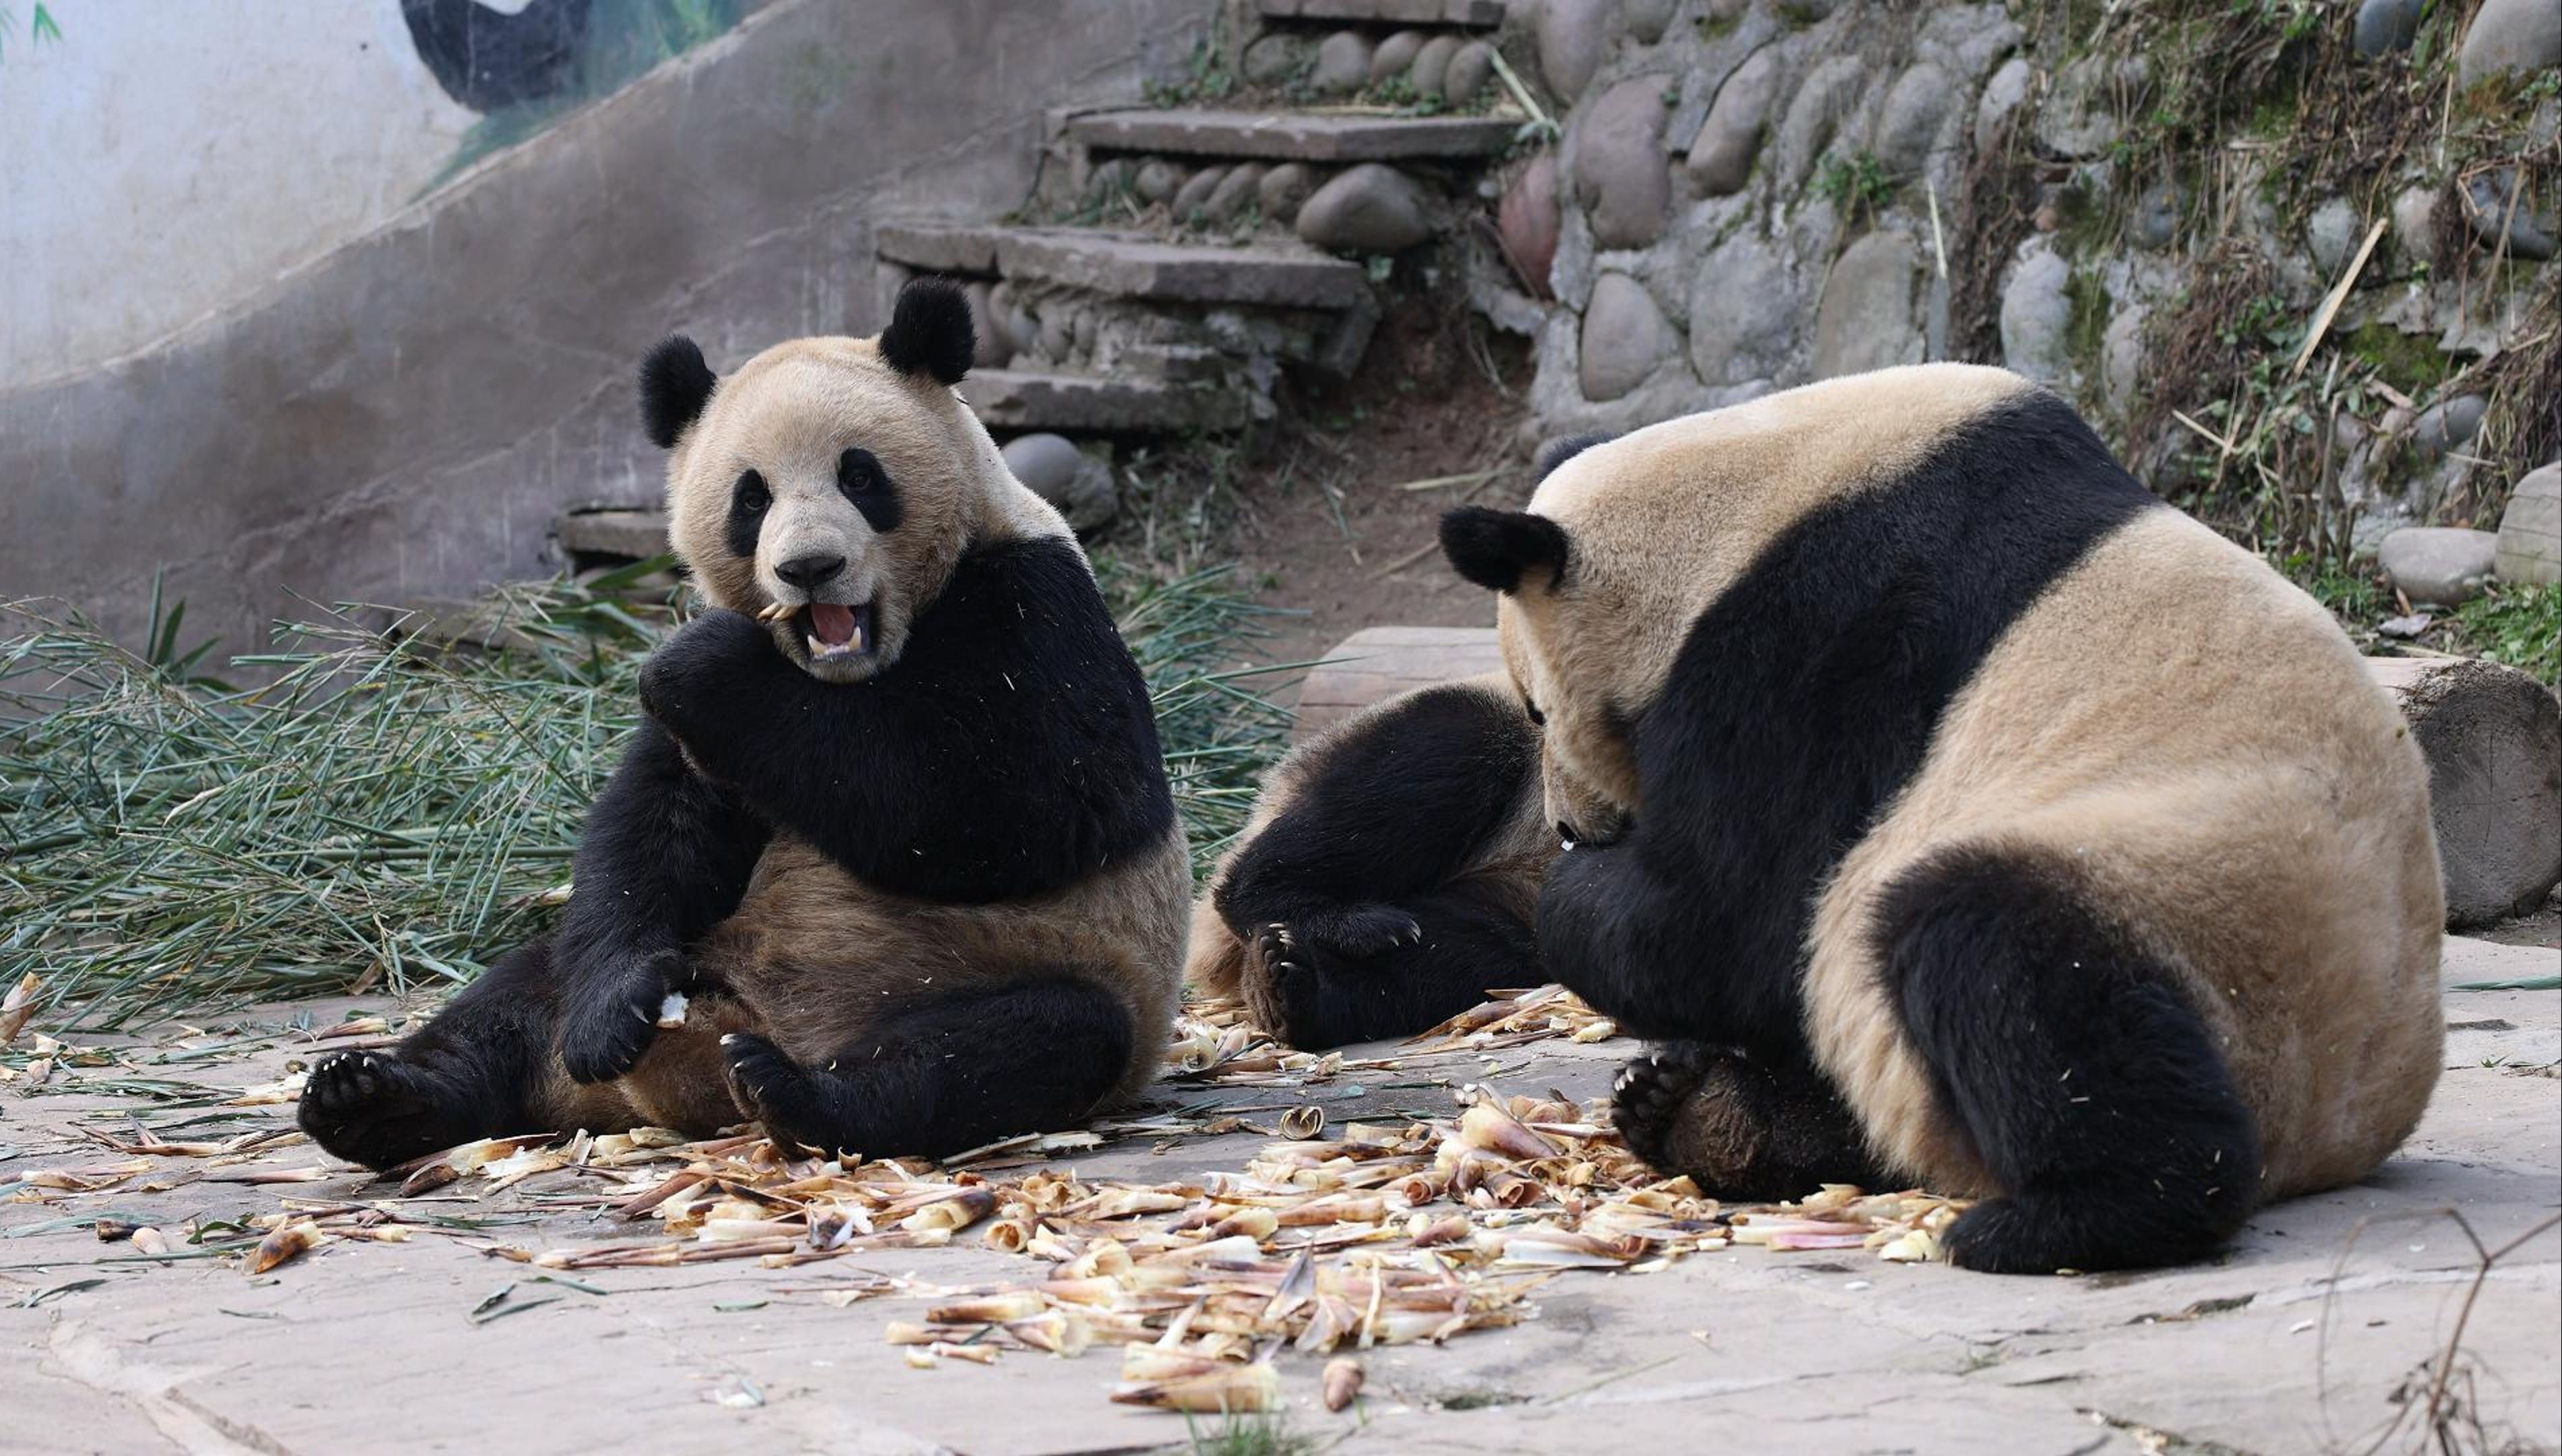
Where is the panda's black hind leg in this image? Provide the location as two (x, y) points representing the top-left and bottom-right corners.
(722, 977), (1133, 1161)
(1242, 878), (1540, 1049)
(1878, 847), (2261, 1274)
(297, 938), (556, 1171)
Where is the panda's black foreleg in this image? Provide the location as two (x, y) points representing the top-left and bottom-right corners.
(1878, 847), (2261, 1274)
(1241, 877), (1541, 1049)
(553, 720), (769, 1085)
(299, 938), (560, 1171)
(719, 977), (1134, 1161)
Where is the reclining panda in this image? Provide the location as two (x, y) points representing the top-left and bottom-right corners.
(1435, 364), (2444, 1273)
(299, 279), (1189, 1169)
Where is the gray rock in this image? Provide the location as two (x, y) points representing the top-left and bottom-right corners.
(1411, 34), (1462, 98)
(1083, 157), (1134, 208)
(1872, 62), (1955, 178)
(1444, 41), (1496, 106)
(2102, 301), (2148, 417)
(2414, 394), (2489, 460)
(1778, 0), (1841, 20)
(2307, 196), (2363, 275)
(1574, 77), (1674, 249)
(1134, 158), (1186, 205)
(1243, 32), (1309, 85)
(1688, 232), (1798, 386)
(1704, 0), (1748, 20)
(2354, 0), (2423, 56)
(2457, 0), (2562, 88)
(2000, 241), (2074, 384)
(1917, 3), (2025, 82)
(1206, 162), (1268, 221)
(1624, 0), (1677, 44)
(2132, 181), (2181, 249)
(1537, 0), (1614, 104)
(1038, 305), (1076, 363)
(1580, 272), (1676, 402)
(1295, 163), (1436, 253)
(1001, 433), (1117, 535)
(1370, 30), (1425, 85)
(1686, 47), (1782, 195)
(2461, 168), (2559, 260)
(1313, 30), (1375, 94)
(1171, 164), (1230, 220)
(2034, 56), (2124, 159)
(1811, 231), (1921, 379)
(1773, 55), (1866, 188)
(2391, 183), (2440, 266)
(1974, 55), (2033, 153)
(963, 281), (1012, 370)
(2495, 461), (2562, 586)
(1259, 162), (1318, 226)
(2381, 526), (2501, 606)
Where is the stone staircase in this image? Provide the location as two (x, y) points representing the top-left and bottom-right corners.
(556, 0), (1548, 561)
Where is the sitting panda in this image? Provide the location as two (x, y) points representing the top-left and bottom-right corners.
(1437, 363), (2445, 1273)
(1186, 672), (1552, 1048)
(299, 278), (1190, 1170)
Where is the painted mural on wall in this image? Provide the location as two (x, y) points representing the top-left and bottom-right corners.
(0, 0), (739, 387)
(402, 0), (740, 188)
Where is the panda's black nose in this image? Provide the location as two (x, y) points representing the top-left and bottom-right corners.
(776, 553), (847, 590)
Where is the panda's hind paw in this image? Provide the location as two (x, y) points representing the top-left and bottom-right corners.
(721, 1034), (840, 1158)
(1609, 1043), (1718, 1174)
(297, 1051), (474, 1172)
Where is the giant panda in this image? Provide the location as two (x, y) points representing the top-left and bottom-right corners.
(1186, 672), (1553, 1048)
(298, 278), (1191, 1170)
(1436, 363), (2445, 1273)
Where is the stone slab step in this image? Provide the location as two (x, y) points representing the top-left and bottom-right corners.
(965, 367), (1251, 433)
(878, 224), (1369, 309)
(555, 507), (672, 560)
(1065, 108), (1518, 162)
(1257, 0), (1506, 25)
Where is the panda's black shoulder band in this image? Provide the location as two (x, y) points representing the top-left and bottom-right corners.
(639, 535), (1174, 904)
(638, 336), (717, 449)
(878, 276), (976, 386)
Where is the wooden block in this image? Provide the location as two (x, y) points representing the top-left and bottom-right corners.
(1294, 627), (2562, 929)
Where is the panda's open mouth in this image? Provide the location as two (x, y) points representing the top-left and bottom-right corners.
(802, 600), (874, 662)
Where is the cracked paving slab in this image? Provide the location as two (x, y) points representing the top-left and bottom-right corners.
(1, 936), (2553, 1455)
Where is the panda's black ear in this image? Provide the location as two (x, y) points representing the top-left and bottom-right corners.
(1440, 507), (1570, 595)
(878, 276), (976, 386)
(638, 336), (716, 449)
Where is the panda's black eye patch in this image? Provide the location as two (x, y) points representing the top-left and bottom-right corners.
(725, 470), (770, 559)
(836, 448), (904, 533)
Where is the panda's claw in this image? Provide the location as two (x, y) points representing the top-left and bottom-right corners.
(1609, 1044), (1715, 1174)
(723, 1033), (840, 1158)
(297, 1050), (472, 1172)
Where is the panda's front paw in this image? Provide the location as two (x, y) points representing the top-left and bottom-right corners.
(639, 609), (767, 725)
(558, 949), (681, 1084)
(1303, 903), (1425, 960)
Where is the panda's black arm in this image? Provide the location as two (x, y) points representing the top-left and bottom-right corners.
(639, 535), (1176, 905)
(549, 719), (773, 1081)
(1537, 826), (1808, 1061)
(1214, 682), (1541, 932)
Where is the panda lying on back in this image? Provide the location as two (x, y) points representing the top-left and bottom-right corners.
(299, 279), (1190, 1169)
(1439, 364), (2444, 1273)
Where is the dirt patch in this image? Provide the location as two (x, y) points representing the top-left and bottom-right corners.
(1111, 264), (1537, 685)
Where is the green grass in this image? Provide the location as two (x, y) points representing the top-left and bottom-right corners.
(0, 557), (1285, 1029)
(2450, 582), (2562, 690)
(1183, 1409), (1318, 1456)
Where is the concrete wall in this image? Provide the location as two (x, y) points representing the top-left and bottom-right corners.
(0, 0), (1203, 657)
(1, 3), (475, 384)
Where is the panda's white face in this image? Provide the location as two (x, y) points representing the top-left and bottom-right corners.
(641, 278), (1038, 686)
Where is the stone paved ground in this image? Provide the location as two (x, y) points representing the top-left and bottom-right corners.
(3, 937), (2554, 1456)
